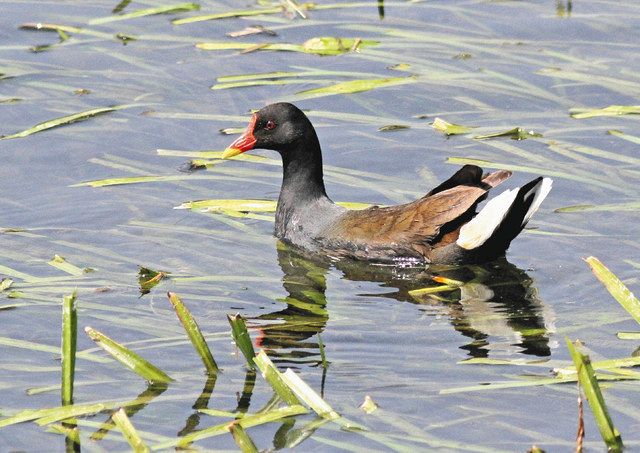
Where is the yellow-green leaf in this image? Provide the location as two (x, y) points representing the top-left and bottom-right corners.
(432, 118), (473, 136)
(1, 106), (126, 140)
(586, 256), (640, 324)
(84, 327), (173, 384)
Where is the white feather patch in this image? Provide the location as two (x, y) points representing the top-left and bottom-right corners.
(522, 177), (553, 227)
(457, 188), (518, 250)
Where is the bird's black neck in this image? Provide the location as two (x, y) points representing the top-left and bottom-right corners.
(275, 126), (331, 238)
(279, 127), (328, 204)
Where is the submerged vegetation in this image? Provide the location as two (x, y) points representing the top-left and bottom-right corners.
(1, 0), (640, 451)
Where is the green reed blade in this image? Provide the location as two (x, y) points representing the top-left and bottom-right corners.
(71, 174), (204, 188)
(176, 199), (371, 213)
(280, 369), (339, 420)
(294, 76), (416, 99)
(227, 314), (256, 370)
(19, 22), (114, 39)
(84, 327), (173, 384)
(112, 408), (150, 453)
(0, 278), (13, 291)
(49, 255), (85, 277)
(474, 127), (542, 140)
(228, 422), (259, 453)
(431, 118), (473, 135)
(0, 401), (110, 428)
(89, 2), (200, 24)
(172, 6), (283, 24)
(608, 129), (640, 145)
(155, 405), (308, 449)
(198, 409), (245, 418)
(177, 199), (276, 212)
(359, 395), (378, 414)
(1, 106), (126, 140)
(168, 292), (218, 374)
(570, 105), (640, 119)
(0, 335), (111, 363)
(61, 292), (77, 406)
(556, 202), (640, 213)
(212, 78), (341, 90)
(254, 350), (300, 405)
(617, 332), (640, 340)
(440, 374), (638, 394)
(47, 422), (81, 445)
(586, 257), (640, 324)
(408, 285), (459, 298)
(566, 338), (623, 452)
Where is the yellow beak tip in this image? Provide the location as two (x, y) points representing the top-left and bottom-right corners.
(221, 147), (242, 159)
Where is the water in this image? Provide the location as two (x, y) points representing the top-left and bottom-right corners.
(1, 0), (640, 450)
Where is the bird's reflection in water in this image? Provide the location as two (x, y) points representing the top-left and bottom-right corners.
(250, 243), (555, 367)
(252, 244), (330, 368)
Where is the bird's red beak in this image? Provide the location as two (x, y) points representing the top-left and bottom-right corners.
(222, 114), (257, 158)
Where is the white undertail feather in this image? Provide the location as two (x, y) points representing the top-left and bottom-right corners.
(522, 177), (553, 226)
(456, 178), (553, 251)
(457, 188), (518, 250)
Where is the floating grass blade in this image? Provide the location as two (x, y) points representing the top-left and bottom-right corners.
(227, 314), (256, 370)
(301, 37), (378, 55)
(0, 335), (110, 363)
(173, 6), (283, 24)
(617, 332), (640, 340)
(0, 402), (110, 428)
(199, 409), (245, 418)
(254, 350), (300, 405)
(1, 106), (126, 140)
(608, 129), (640, 145)
(474, 127), (542, 140)
(585, 257), (640, 324)
(228, 422), (259, 453)
(168, 292), (218, 374)
(378, 124), (409, 132)
(295, 76), (415, 99)
(570, 105), (640, 119)
(176, 199), (371, 213)
(566, 338), (623, 452)
(156, 405), (308, 449)
(89, 2), (200, 24)
(431, 118), (473, 136)
(280, 369), (339, 420)
(408, 284), (459, 298)
(48, 422), (81, 447)
(359, 395), (378, 414)
(84, 327), (173, 384)
(0, 278), (13, 291)
(71, 173), (222, 187)
(61, 292), (77, 406)
(112, 0), (132, 14)
(19, 22), (115, 39)
(555, 202), (640, 213)
(112, 408), (149, 453)
(196, 37), (377, 56)
(49, 255), (85, 277)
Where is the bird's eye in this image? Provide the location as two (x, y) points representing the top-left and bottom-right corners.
(265, 120), (277, 130)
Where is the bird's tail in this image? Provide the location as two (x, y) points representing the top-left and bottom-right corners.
(455, 177), (552, 260)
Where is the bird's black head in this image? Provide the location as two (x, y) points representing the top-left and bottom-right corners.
(223, 103), (314, 158)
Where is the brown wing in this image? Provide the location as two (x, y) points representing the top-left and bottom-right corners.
(324, 184), (489, 247)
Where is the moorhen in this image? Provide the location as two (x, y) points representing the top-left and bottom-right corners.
(222, 102), (552, 265)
